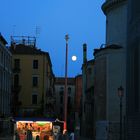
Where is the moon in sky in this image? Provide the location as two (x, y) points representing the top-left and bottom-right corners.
(72, 55), (77, 61)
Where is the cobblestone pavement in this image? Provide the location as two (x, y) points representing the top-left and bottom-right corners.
(0, 137), (13, 140)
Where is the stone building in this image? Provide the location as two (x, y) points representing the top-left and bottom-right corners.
(94, 44), (125, 140)
(74, 75), (82, 129)
(102, 0), (127, 47)
(93, 0), (127, 139)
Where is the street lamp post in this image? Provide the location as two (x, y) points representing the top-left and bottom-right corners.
(64, 34), (69, 132)
(118, 86), (124, 140)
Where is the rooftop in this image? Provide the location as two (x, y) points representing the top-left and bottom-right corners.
(94, 44), (123, 55)
(11, 36), (36, 47)
(102, 0), (127, 15)
(10, 43), (47, 55)
(0, 33), (7, 45)
(55, 77), (75, 85)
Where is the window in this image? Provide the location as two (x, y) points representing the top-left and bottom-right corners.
(68, 87), (71, 94)
(88, 68), (92, 74)
(32, 94), (37, 104)
(32, 76), (38, 87)
(59, 87), (64, 95)
(68, 96), (71, 105)
(14, 59), (20, 69)
(33, 60), (38, 69)
(14, 74), (19, 86)
(60, 107), (63, 114)
(60, 96), (63, 104)
(1, 51), (3, 62)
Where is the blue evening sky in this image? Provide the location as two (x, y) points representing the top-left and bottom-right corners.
(0, 0), (105, 77)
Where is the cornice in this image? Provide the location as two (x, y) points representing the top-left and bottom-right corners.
(93, 44), (122, 56)
(102, 0), (127, 15)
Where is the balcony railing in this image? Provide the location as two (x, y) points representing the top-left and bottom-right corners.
(12, 67), (21, 73)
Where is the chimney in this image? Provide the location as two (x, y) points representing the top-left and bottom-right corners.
(83, 43), (87, 64)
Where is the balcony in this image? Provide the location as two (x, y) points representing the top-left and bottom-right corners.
(13, 67), (21, 73)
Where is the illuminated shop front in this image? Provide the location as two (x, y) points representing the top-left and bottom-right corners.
(14, 118), (55, 140)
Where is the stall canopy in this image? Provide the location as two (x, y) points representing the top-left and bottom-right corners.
(13, 117), (56, 122)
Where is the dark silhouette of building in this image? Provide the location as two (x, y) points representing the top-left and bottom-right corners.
(80, 44), (94, 139)
(0, 33), (12, 135)
(126, 0), (140, 139)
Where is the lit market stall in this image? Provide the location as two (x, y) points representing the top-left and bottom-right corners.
(13, 117), (56, 140)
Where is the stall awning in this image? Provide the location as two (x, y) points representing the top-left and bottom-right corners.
(13, 117), (56, 122)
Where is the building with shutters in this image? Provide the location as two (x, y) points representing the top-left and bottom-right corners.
(9, 36), (55, 118)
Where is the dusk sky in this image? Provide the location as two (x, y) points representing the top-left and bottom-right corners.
(0, 0), (105, 77)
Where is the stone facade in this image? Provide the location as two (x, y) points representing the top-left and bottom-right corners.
(102, 0), (127, 47)
(94, 53), (107, 121)
(93, 0), (128, 139)
(94, 45), (126, 140)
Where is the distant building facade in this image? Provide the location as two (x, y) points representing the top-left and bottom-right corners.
(0, 34), (11, 117)
(10, 36), (55, 117)
(54, 77), (75, 131)
(75, 74), (82, 129)
(0, 34), (12, 134)
(75, 75), (82, 114)
(80, 44), (94, 139)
